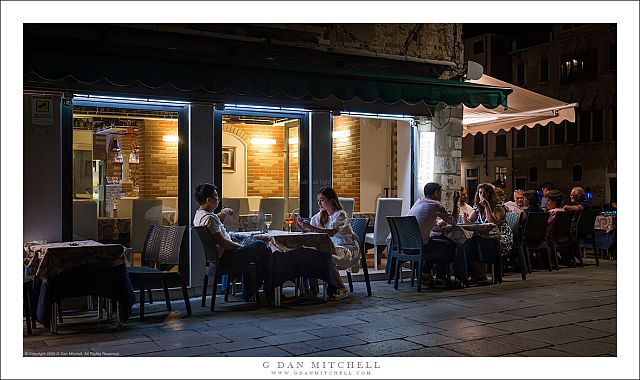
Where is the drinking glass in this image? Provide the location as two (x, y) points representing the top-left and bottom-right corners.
(264, 213), (273, 232)
(285, 215), (295, 232)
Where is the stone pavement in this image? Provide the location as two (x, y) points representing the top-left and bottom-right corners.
(23, 259), (616, 357)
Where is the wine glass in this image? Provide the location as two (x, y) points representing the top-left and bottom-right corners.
(285, 214), (295, 232)
(264, 213), (273, 232)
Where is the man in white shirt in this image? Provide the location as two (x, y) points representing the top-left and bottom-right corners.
(459, 187), (474, 222)
(504, 189), (525, 212)
(193, 183), (271, 302)
(406, 182), (460, 283)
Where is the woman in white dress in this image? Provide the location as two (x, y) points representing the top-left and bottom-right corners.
(296, 187), (360, 300)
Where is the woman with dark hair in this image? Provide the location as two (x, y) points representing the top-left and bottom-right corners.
(469, 183), (513, 257)
(297, 187), (360, 300)
(523, 190), (542, 213)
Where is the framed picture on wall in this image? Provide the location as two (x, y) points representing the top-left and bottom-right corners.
(222, 146), (236, 172)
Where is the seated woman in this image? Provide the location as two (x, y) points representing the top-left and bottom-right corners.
(464, 183), (513, 283)
(296, 187), (360, 300)
(545, 190), (565, 238)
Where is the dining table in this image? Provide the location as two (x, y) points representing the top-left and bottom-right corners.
(24, 240), (136, 333)
(431, 223), (502, 284)
(232, 230), (338, 305)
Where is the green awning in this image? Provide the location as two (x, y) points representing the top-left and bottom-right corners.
(24, 46), (511, 112)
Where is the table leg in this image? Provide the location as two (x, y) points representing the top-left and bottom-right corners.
(275, 286), (281, 307)
(322, 281), (328, 302)
(50, 303), (58, 334)
(117, 301), (123, 328)
(106, 299), (113, 321)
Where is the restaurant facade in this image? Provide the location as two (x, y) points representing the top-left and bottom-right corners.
(23, 24), (512, 292)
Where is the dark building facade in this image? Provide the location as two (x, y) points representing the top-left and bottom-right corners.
(461, 24), (616, 205)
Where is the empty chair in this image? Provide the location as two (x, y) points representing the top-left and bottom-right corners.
(114, 198), (134, 219)
(127, 225), (192, 320)
(364, 198), (403, 270)
(130, 199), (163, 254)
(338, 197), (355, 219)
(521, 212), (553, 272)
(194, 226), (261, 311)
(221, 198), (241, 232)
(505, 211), (527, 280)
(225, 197), (252, 215)
(346, 218), (372, 296)
(549, 211), (575, 269)
(575, 210), (600, 266)
(258, 198), (286, 231)
(73, 199), (98, 240)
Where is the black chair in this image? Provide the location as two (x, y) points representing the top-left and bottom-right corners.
(346, 218), (372, 296)
(521, 212), (553, 272)
(549, 211), (575, 269)
(505, 212), (527, 280)
(128, 225), (192, 321)
(575, 210), (600, 266)
(387, 216), (453, 292)
(193, 226), (260, 311)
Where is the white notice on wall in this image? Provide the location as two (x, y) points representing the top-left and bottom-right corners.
(546, 159), (563, 169)
(31, 96), (54, 125)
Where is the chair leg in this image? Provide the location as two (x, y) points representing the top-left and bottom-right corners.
(346, 272), (354, 293)
(519, 246), (527, 280)
(545, 245), (553, 272)
(416, 260), (422, 293)
(394, 261), (402, 290)
(250, 268), (260, 308)
(139, 283), (146, 321)
(362, 253), (372, 296)
(224, 274), (232, 302)
(593, 241), (599, 266)
(24, 285), (32, 335)
(147, 286), (154, 304)
(179, 277), (192, 317)
(162, 280), (172, 312)
(373, 244), (379, 271)
(50, 302), (58, 334)
(387, 257), (396, 284)
(201, 274), (209, 307)
(57, 302), (63, 323)
(525, 246), (532, 274)
(210, 271), (219, 312)
(552, 243), (560, 271)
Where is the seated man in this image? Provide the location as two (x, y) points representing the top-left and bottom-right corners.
(407, 182), (460, 282)
(564, 186), (592, 231)
(193, 183), (271, 301)
(504, 189), (525, 212)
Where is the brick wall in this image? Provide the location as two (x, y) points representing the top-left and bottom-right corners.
(332, 117), (361, 210)
(288, 126), (299, 198)
(224, 123), (285, 198)
(138, 119), (179, 198)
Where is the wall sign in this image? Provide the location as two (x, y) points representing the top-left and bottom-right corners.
(31, 96), (54, 125)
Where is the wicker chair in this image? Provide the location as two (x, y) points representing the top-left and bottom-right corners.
(549, 211), (575, 269)
(346, 218), (372, 296)
(522, 212), (553, 272)
(127, 225), (192, 321)
(193, 226), (260, 311)
(575, 210), (600, 266)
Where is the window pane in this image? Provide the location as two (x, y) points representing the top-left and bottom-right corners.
(72, 106), (179, 243)
(539, 126), (549, 146)
(592, 109), (603, 141)
(495, 134), (507, 156)
(567, 121), (578, 144)
(516, 63), (525, 86)
(573, 165), (583, 182)
(554, 123), (565, 145)
(473, 40), (484, 54)
(540, 57), (549, 82)
(612, 109), (617, 141)
(467, 168), (479, 178)
(529, 167), (538, 183)
(474, 133), (484, 155)
(579, 111), (591, 143)
(516, 128), (526, 148)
